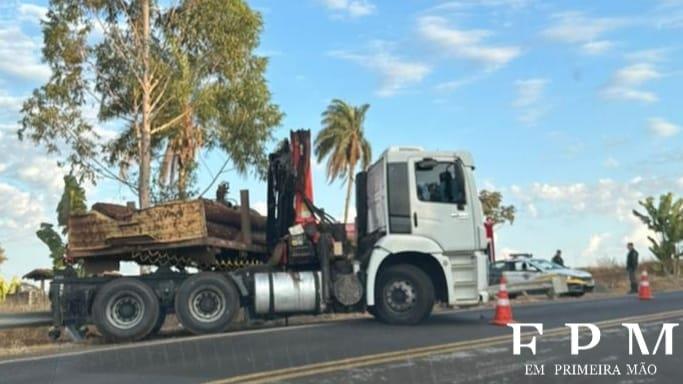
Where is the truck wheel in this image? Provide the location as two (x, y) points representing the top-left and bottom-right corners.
(92, 278), (160, 342)
(175, 272), (240, 335)
(374, 265), (434, 325)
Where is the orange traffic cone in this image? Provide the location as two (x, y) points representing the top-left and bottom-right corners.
(639, 270), (653, 300)
(491, 276), (515, 326)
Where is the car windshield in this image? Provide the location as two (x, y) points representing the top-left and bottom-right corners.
(532, 259), (565, 271)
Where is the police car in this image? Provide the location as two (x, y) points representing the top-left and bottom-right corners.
(489, 253), (595, 297)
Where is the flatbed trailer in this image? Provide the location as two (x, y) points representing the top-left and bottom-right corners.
(67, 196), (269, 273)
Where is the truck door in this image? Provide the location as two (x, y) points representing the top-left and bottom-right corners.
(409, 157), (477, 253)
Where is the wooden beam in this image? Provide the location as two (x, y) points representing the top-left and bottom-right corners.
(240, 189), (252, 245)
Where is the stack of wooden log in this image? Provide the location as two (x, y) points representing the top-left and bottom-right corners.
(202, 199), (267, 245)
(90, 199), (267, 246)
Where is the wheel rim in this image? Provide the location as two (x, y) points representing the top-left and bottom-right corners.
(105, 291), (145, 330)
(188, 287), (226, 323)
(384, 280), (417, 312)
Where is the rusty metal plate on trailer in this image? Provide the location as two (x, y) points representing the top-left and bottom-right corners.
(68, 200), (207, 255)
(67, 199), (268, 261)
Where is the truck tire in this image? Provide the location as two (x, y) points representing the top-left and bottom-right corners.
(92, 278), (160, 342)
(150, 308), (167, 336)
(175, 272), (240, 335)
(374, 264), (434, 325)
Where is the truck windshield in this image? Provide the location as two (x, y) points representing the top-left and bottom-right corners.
(415, 161), (466, 204)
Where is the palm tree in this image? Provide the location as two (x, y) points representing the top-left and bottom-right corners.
(315, 99), (372, 224)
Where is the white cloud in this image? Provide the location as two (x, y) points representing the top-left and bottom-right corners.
(652, 0), (683, 29)
(602, 88), (658, 103)
(508, 176), (683, 224)
(427, 0), (533, 12)
(329, 43), (430, 97)
(251, 201), (267, 216)
(582, 232), (611, 257)
(0, 124), (66, 197)
(601, 63), (662, 103)
(580, 40), (613, 55)
(648, 117), (680, 138)
(417, 16), (521, 70)
(0, 92), (23, 114)
(0, 26), (51, 81)
(622, 216), (656, 255)
(322, 0), (375, 18)
(0, 182), (47, 233)
(434, 74), (483, 92)
(625, 48), (671, 63)
(613, 63), (662, 84)
(513, 78), (547, 107)
(542, 12), (625, 44)
(16, 157), (64, 193)
(603, 157), (620, 168)
(500, 177), (677, 266)
(513, 78), (548, 125)
(18, 3), (48, 23)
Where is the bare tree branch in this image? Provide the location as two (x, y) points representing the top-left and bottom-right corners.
(150, 108), (191, 135)
(199, 157), (234, 197)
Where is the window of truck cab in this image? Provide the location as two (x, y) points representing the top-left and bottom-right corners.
(414, 159), (466, 204)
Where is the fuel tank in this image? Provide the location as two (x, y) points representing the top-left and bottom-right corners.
(253, 271), (322, 314)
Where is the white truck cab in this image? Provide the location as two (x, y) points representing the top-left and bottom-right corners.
(357, 146), (490, 324)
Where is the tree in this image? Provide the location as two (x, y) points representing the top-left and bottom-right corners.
(36, 223), (67, 270)
(479, 190), (516, 226)
(20, 0), (281, 207)
(0, 277), (21, 303)
(57, 175), (87, 234)
(314, 100), (372, 224)
(633, 193), (683, 276)
(20, 0), (157, 206)
(128, 0), (282, 200)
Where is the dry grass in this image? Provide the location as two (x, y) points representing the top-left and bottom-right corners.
(0, 300), (78, 358)
(0, 300), (49, 314)
(583, 261), (683, 293)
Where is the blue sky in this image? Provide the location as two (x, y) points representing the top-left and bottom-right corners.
(1, 0), (682, 278)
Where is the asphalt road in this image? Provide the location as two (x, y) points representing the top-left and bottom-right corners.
(2, 291), (683, 384)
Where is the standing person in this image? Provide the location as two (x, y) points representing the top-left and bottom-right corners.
(626, 242), (639, 294)
(552, 250), (564, 267)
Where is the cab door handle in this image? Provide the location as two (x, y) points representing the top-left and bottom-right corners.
(413, 212), (418, 227)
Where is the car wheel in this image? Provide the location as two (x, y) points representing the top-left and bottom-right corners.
(567, 285), (586, 297)
(175, 272), (240, 335)
(374, 265), (434, 325)
(92, 278), (160, 342)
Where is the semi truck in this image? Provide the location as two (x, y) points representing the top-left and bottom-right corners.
(49, 130), (492, 342)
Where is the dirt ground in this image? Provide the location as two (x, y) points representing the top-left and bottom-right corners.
(1, 264), (682, 360)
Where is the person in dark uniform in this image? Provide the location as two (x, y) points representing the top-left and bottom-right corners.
(626, 242), (639, 293)
(552, 249), (564, 267)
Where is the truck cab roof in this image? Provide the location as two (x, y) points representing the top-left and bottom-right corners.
(380, 147), (475, 168)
